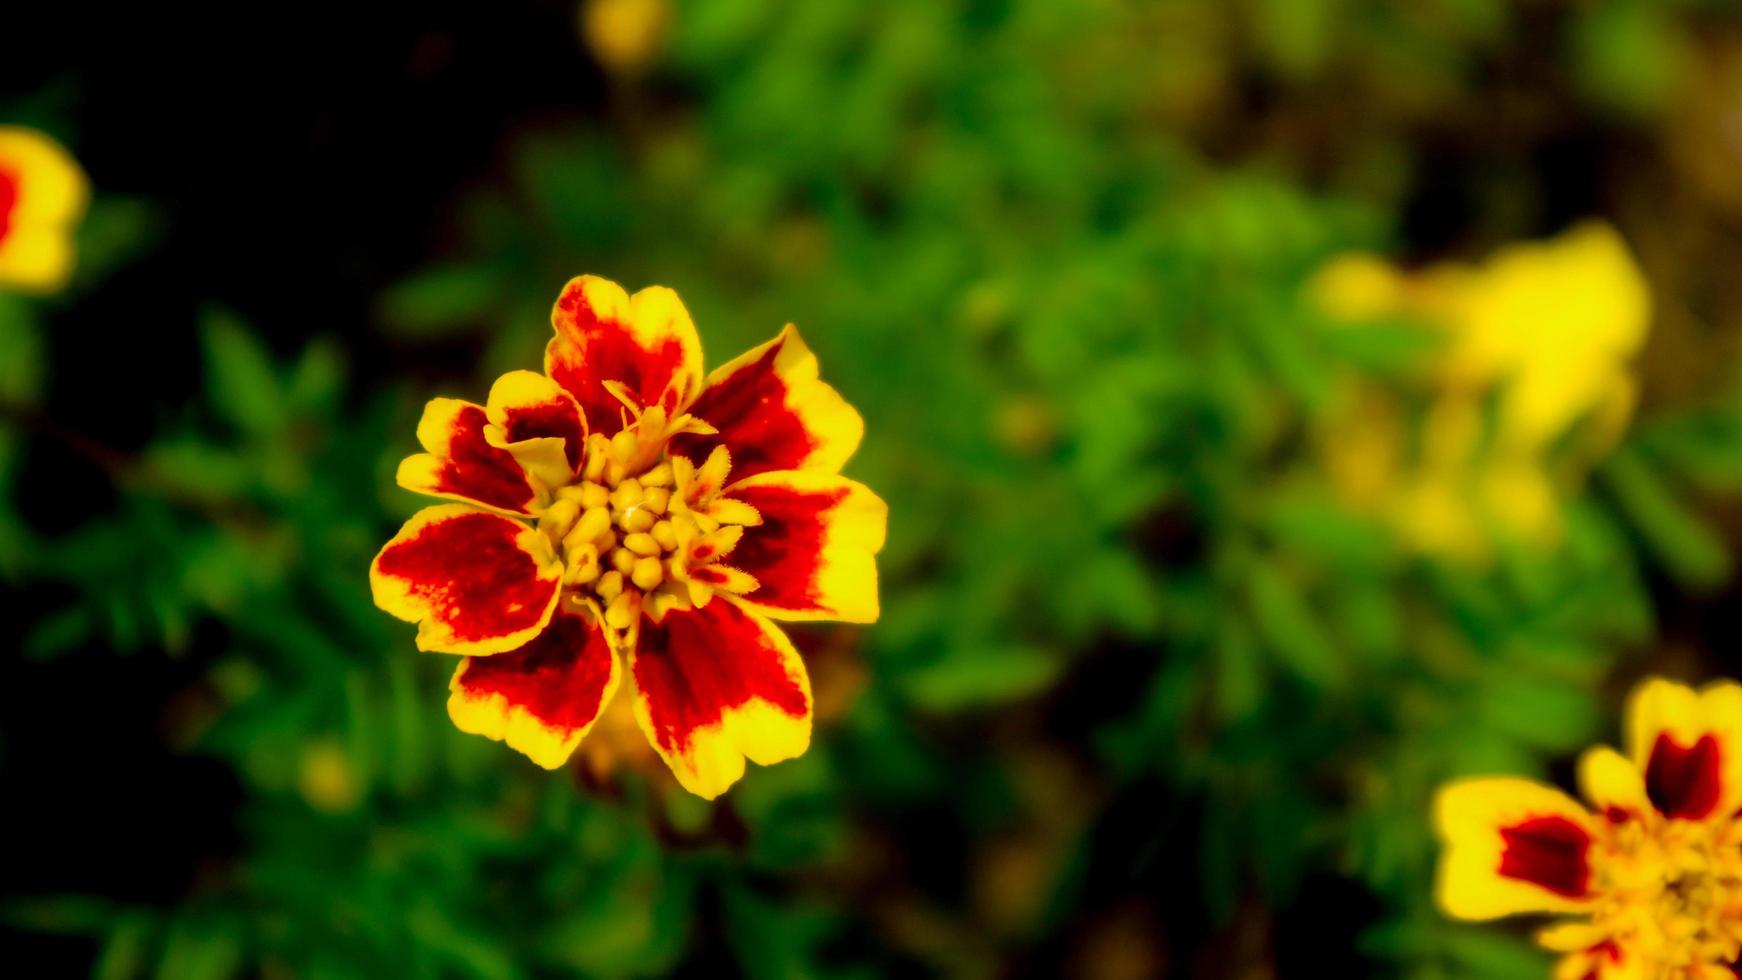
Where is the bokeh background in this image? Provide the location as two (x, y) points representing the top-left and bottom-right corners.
(6, 1), (1742, 976)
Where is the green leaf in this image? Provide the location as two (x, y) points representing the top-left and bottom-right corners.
(1251, 0), (1338, 79)
(75, 198), (160, 284)
(1600, 446), (1731, 588)
(377, 265), (504, 338)
(1213, 621), (1264, 723)
(93, 912), (155, 980)
(153, 915), (242, 980)
(1442, 926), (1551, 980)
(1, 893), (114, 934)
(1263, 494), (1392, 572)
(1317, 320), (1440, 377)
(0, 294), (44, 402)
(1246, 561), (1341, 688)
(289, 338), (346, 415)
(1477, 674), (1598, 753)
(201, 308), (286, 437)
(1569, 0), (1689, 118)
(899, 646), (1063, 711)
(724, 885), (839, 980)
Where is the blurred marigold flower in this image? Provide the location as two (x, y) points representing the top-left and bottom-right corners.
(1434, 677), (1742, 978)
(581, 0), (669, 75)
(298, 739), (361, 813)
(371, 275), (886, 799)
(0, 126), (88, 294)
(1311, 223), (1650, 560)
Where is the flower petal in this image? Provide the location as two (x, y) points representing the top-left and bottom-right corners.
(1625, 677), (1742, 822)
(545, 274), (703, 436)
(448, 603), (621, 768)
(723, 470), (887, 623)
(0, 224), (77, 292)
(1434, 777), (1598, 920)
(396, 398), (544, 515)
(1577, 746), (1650, 824)
(370, 505), (563, 655)
(484, 370), (587, 488)
(669, 325), (864, 482)
(629, 597), (811, 799)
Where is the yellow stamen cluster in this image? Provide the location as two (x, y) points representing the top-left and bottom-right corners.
(535, 401), (760, 645)
(1561, 815), (1742, 972)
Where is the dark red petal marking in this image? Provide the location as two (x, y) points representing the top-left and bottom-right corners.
(456, 609), (613, 732)
(435, 405), (538, 512)
(1579, 942), (1624, 980)
(633, 600), (807, 755)
(376, 511), (555, 644)
(669, 338), (818, 481)
(1646, 733), (1722, 820)
(502, 398), (586, 472)
(0, 165), (19, 244)
(1496, 816), (1591, 899)
(726, 481), (849, 614)
(548, 284), (689, 436)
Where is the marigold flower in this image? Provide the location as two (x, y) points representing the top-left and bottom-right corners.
(1434, 677), (1742, 978)
(1311, 223), (1650, 560)
(370, 275), (886, 799)
(0, 126), (88, 294)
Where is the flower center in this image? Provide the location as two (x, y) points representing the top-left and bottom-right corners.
(1662, 866), (1721, 924)
(1590, 817), (1742, 970)
(533, 397), (759, 645)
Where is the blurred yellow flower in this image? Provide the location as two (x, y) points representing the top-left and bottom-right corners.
(298, 740), (361, 813)
(581, 0), (669, 75)
(1309, 253), (1405, 322)
(1435, 677), (1742, 979)
(1312, 222), (1651, 561)
(1420, 223), (1648, 450)
(0, 126), (88, 294)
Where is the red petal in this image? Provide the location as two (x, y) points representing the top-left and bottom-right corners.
(1497, 816), (1592, 899)
(630, 599), (811, 798)
(398, 400), (540, 515)
(545, 275), (701, 436)
(370, 506), (563, 655)
(448, 605), (619, 768)
(670, 326), (862, 482)
(493, 375), (586, 473)
(1645, 733), (1722, 821)
(726, 471), (886, 623)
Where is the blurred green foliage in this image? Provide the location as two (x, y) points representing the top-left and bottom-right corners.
(9, 0), (1742, 977)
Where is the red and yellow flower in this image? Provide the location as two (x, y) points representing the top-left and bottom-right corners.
(0, 126), (88, 293)
(370, 275), (886, 799)
(1435, 677), (1742, 978)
